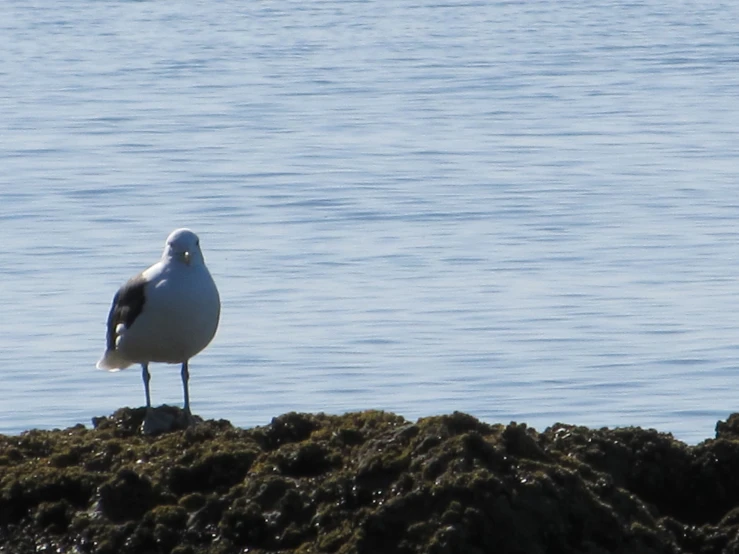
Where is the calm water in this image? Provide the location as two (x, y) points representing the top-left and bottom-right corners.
(2, 0), (739, 443)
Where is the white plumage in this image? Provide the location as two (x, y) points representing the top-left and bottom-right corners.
(97, 228), (220, 431)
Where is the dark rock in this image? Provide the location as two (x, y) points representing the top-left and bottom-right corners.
(4, 408), (739, 553)
(273, 441), (337, 477)
(97, 468), (157, 522)
(715, 413), (739, 440)
(167, 448), (258, 494)
(252, 412), (319, 450)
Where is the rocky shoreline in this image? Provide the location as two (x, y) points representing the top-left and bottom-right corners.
(2, 408), (739, 553)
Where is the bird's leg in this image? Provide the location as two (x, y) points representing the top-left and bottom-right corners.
(142, 363), (152, 410)
(181, 360), (191, 415)
(141, 363), (172, 435)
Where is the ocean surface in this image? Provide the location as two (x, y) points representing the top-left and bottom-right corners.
(2, 0), (739, 444)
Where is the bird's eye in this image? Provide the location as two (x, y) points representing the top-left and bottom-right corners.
(196, 239), (200, 246)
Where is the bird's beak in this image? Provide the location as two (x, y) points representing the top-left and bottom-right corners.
(183, 251), (192, 265)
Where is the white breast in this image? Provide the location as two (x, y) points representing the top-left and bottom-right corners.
(117, 262), (221, 364)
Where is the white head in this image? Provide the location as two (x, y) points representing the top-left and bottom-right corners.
(163, 228), (205, 266)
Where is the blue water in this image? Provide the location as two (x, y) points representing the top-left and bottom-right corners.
(2, 0), (739, 443)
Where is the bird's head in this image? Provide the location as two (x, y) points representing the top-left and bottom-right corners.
(163, 228), (205, 266)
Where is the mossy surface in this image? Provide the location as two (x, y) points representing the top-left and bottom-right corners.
(3, 408), (739, 553)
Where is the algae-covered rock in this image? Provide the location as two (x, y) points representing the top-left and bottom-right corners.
(3, 408), (739, 553)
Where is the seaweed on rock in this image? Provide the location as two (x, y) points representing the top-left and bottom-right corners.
(1, 408), (739, 553)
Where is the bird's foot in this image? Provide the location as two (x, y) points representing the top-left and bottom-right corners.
(141, 405), (200, 435)
(184, 408), (198, 427)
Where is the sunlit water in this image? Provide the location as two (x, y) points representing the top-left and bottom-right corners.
(2, 0), (739, 443)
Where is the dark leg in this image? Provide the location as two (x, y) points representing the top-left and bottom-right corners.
(181, 360), (191, 414)
(142, 363), (152, 409)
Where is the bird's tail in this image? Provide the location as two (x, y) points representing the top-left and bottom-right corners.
(96, 350), (133, 371)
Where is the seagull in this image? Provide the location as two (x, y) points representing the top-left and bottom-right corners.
(97, 228), (220, 433)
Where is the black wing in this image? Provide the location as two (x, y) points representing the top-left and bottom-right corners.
(105, 275), (147, 351)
